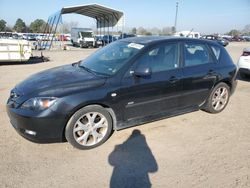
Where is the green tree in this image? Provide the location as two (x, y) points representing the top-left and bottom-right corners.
(131, 27), (137, 35)
(137, 27), (147, 35)
(145, 31), (152, 36)
(13, 18), (26, 32)
(161, 27), (172, 36)
(29, 19), (46, 33)
(0, 19), (7, 31)
(227, 29), (240, 36)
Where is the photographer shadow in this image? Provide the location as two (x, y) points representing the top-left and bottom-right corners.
(109, 130), (158, 188)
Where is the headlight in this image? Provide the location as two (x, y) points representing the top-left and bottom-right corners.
(21, 97), (57, 111)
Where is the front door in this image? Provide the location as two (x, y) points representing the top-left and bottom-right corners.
(117, 42), (183, 123)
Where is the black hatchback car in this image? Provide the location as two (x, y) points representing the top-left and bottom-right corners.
(7, 37), (237, 149)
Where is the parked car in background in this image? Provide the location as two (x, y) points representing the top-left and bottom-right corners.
(7, 37), (237, 150)
(65, 34), (71, 41)
(231, 35), (245, 42)
(0, 32), (21, 39)
(119, 33), (136, 39)
(221, 35), (233, 42)
(22, 34), (36, 41)
(98, 35), (117, 46)
(242, 36), (250, 42)
(202, 35), (229, 47)
(237, 47), (250, 78)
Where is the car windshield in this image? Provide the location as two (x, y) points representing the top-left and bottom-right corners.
(79, 41), (144, 76)
(80, 32), (92, 38)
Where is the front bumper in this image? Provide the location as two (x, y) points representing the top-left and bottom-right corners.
(81, 41), (95, 47)
(6, 106), (67, 143)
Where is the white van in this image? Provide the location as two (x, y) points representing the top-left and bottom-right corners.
(174, 31), (201, 39)
(0, 39), (32, 62)
(71, 28), (96, 48)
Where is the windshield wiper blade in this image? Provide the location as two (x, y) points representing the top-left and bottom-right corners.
(72, 61), (81, 67)
(79, 63), (110, 77)
(79, 64), (95, 74)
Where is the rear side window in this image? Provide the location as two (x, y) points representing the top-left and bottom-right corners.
(210, 45), (221, 60)
(184, 43), (212, 67)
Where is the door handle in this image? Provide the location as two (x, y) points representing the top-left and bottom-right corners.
(169, 76), (179, 83)
(204, 70), (216, 79)
(207, 69), (216, 75)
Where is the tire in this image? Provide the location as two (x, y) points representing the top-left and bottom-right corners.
(65, 105), (113, 150)
(203, 82), (230, 114)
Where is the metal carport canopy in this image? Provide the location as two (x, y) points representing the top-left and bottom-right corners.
(60, 4), (124, 28)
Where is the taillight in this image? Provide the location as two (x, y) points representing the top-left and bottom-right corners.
(242, 51), (250, 56)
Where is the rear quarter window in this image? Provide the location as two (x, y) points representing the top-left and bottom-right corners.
(184, 43), (212, 67)
(210, 45), (221, 60)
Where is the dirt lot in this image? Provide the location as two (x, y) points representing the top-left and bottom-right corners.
(0, 42), (250, 188)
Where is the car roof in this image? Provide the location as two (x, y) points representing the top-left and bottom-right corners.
(119, 36), (214, 46)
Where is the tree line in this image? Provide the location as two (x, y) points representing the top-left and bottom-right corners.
(0, 18), (47, 33)
(0, 18), (250, 36)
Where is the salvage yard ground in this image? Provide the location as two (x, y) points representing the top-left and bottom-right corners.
(0, 42), (250, 188)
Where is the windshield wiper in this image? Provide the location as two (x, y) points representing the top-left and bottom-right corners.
(78, 64), (96, 74)
(72, 61), (81, 67)
(78, 62), (111, 77)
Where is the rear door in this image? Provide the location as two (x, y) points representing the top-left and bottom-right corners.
(118, 42), (183, 122)
(180, 41), (218, 108)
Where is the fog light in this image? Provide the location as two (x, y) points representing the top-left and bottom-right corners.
(25, 130), (36, 136)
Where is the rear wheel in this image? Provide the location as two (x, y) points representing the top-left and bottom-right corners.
(65, 105), (113, 150)
(203, 83), (230, 114)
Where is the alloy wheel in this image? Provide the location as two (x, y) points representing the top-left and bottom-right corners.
(73, 112), (108, 146)
(212, 86), (229, 111)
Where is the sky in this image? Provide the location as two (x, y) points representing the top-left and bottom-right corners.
(0, 0), (250, 34)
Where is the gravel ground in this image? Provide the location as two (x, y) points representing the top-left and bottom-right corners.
(0, 42), (250, 188)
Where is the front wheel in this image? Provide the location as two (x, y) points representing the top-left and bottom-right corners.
(203, 83), (230, 114)
(65, 105), (113, 150)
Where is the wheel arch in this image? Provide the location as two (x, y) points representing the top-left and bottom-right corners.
(215, 79), (232, 93)
(62, 103), (118, 141)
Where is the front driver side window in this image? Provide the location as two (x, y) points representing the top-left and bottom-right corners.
(135, 43), (179, 73)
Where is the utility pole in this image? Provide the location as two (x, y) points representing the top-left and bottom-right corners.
(174, 1), (179, 32)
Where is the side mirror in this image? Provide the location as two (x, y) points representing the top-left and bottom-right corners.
(133, 66), (152, 77)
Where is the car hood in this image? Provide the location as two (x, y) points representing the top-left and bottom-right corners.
(15, 63), (107, 97)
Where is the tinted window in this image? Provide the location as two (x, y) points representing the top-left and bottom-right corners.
(184, 43), (212, 67)
(136, 43), (179, 73)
